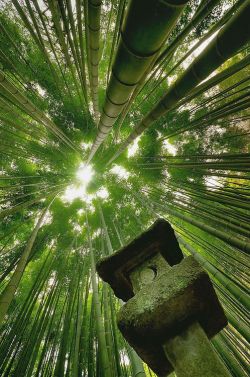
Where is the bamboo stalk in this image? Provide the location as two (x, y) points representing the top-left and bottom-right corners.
(88, 0), (189, 162)
(108, 0), (250, 164)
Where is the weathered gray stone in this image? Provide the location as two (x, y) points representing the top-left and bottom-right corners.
(96, 219), (183, 301)
(130, 253), (172, 292)
(117, 257), (227, 375)
(163, 322), (231, 377)
(129, 342), (172, 377)
(96, 219), (228, 377)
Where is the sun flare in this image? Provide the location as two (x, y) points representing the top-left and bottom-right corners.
(62, 164), (94, 203)
(76, 164), (94, 185)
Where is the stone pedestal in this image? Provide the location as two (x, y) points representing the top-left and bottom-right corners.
(163, 322), (230, 377)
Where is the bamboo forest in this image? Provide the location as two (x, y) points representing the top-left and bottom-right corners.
(0, 0), (249, 376)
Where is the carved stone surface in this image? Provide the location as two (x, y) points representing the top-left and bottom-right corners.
(117, 257), (227, 375)
(96, 219), (228, 376)
(96, 218), (183, 301)
(163, 322), (231, 377)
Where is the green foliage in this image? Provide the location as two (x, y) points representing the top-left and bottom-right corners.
(0, 0), (249, 376)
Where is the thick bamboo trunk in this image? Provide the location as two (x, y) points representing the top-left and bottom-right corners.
(88, 0), (189, 162)
(108, 0), (250, 164)
(87, 0), (102, 116)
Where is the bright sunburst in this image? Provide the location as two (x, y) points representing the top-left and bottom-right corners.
(62, 164), (94, 203)
(76, 164), (94, 185)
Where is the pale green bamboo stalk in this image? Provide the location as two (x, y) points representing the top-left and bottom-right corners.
(86, 215), (111, 377)
(0, 203), (50, 326)
(108, 0), (250, 164)
(47, 0), (85, 107)
(177, 236), (249, 311)
(76, 0), (88, 101)
(12, 0), (62, 92)
(212, 336), (247, 377)
(87, 0), (189, 162)
(217, 332), (250, 376)
(67, 0), (88, 102)
(102, 284), (116, 376)
(123, 0), (245, 114)
(98, 202), (113, 255)
(127, 347), (147, 377)
(32, 0), (73, 99)
(58, 0), (87, 102)
(87, 0), (101, 116)
(71, 268), (88, 377)
(134, 190), (250, 253)
(0, 70), (81, 154)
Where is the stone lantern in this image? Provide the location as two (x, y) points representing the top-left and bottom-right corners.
(96, 219), (230, 377)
